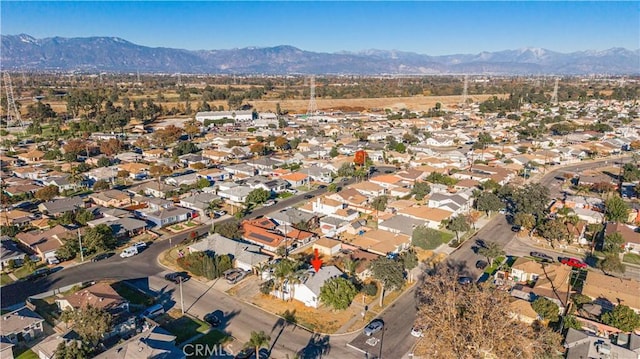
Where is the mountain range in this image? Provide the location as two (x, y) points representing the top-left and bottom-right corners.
(2, 34), (639, 75)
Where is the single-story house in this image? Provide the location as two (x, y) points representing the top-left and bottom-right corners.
(312, 237), (342, 257)
(188, 233), (271, 272)
(0, 307), (45, 346)
(272, 265), (345, 308)
(0, 238), (28, 269)
(144, 206), (192, 228)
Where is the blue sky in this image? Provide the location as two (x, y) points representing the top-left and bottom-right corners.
(1, 1), (638, 55)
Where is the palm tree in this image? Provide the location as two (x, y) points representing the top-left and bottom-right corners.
(247, 331), (270, 359)
(342, 257), (359, 279)
(273, 259), (296, 300)
(478, 241), (505, 266)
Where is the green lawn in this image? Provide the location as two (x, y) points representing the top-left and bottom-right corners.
(15, 348), (38, 359)
(13, 263), (46, 279)
(0, 273), (14, 286)
(623, 253), (640, 265)
(188, 330), (231, 359)
(162, 315), (209, 344)
(278, 192), (293, 199)
(184, 221), (197, 227)
(111, 282), (154, 306)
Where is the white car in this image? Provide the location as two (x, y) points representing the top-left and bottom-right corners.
(410, 327), (423, 337)
(263, 200), (276, 207)
(132, 242), (147, 249)
(120, 246), (139, 258)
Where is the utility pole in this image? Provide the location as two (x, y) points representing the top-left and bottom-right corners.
(179, 277), (185, 315)
(77, 229), (84, 263)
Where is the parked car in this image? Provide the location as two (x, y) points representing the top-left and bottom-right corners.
(263, 200), (276, 207)
(132, 242), (147, 250)
(363, 319), (384, 336)
(91, 252), (115, 262)
(410, 327), (424, 338)
(475, 239), (487, 248)
(457, 276), (473, 285)
(27, 268), (50, 281)
(120, 246), (139, 258)
(475, 260), (488, 270)
(303, 194), (314, 199)
(224, 269), (249, 284)
(164, 272), (190, 284)
(234, 347), (256, 359)
(560, 257), (587, 269)
(530, 252), (554, 262)
(511, 225), (522, 232)
(204, 312), (221, 327)
(213, 210), (227, 217)
(318, 185), (327, 189)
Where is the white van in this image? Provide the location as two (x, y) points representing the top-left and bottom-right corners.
(141, 304), (165, 318)
(120, 246), (139, 258)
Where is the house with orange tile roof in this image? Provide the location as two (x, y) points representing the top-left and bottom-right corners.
(349, 181), (386, 197)
(56, 282), (129, 313)
(369, 174), (403, 189)
(581, 271), (640, 312)
(280, 172), (310, 187)
(17, 150), (45, 163)
(242, 218), (314, 253)
(351, 229), (411, 256)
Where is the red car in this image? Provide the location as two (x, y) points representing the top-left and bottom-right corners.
(561, 257), (587, 269)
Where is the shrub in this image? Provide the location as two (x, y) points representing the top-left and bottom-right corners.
(361, 283), (378, 296)
(260, 279), (275, 295)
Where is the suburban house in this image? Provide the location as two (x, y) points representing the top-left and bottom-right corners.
(38, 197), (85, 217)
(164, 172), (200, 187)
(312, 237), (343, 257)
(244, 175), (289, 194)
(0, 307), (45, 347)
(0, 209), (33, 228)
(117, 162), (150, 180)
(197, 168), (230, 182)
(144, 206), (193, 228)
(128, 181), (177, 199)
(605, 222), (640, 255)
(581, 271), (640, 312)
(41, 175), (79, 192)
(88, 216), (148, 239)
(0, 238), (28, 269)
(188, 233), (271, 272)
(242, 218), (314, 253)
(15, 225), (71, 263)
(351, 229), (411, 256)
(280, 172), (310, 188)
(224, 164), (257, 178)
(90, 190), (133, 208)
(272, 265), (345, 308)
(17, 150), (45, 163)
(378, 215), (425, 237)
(349, 181), (386, 197)
(563, 328), (640, 359)
(398, 206), (453, 229)
(509, 260), (573, 310)
(202, 149), (232, 163)
(217, 184), (253, 204)
(300, 167), (334, 183)
(179, 192), (221, 218)
(427, 191), (473, 214)
(93, 325), (185, 359)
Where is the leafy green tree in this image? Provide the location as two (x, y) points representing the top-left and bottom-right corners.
(598, 253), (626, 274)
(60, 305), (112, 345)
(319, 277), (358, 310)
(35, 185), (59, 201)
(247, 331), (271, 359)
(54, 341), (91, 359)
(513, 213), (536, 232)
(172, 141), (199, 157)
(426, 172), (458, 186)
(370, 195), (388, 213)
(476, 192), (503, 215)
(603, 232), (625, 254)
(400, 250), (418, 271)
(97, 157), (111, 168)
(329, 147), (339, 158)
(446, 215), (470, 241)
(563, 315), (583, 331)
(93, 180), (110, 191)
(531, 297), (560, 323)
(74, 208), (95, 226)
(511, 183), (550, 221)
(370, 257), (405, 306)
(327, 183), (339, 192)
(538, 218), (570, 243)
(246, 188), (270, 205)
(605, 195), (629, 223)
(477, 241), (505, 266)
(337, 162), (355, 177)
(56, 237), (79, 261)
(196, 177), (211, 189)
(83, 224), (117, 253)
(601, 305), (640, 332)
(411, 181), (431, 200)
(214, 219), (243, 240)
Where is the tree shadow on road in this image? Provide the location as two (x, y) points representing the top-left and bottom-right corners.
(268, 309), (298, 356)
(296, 333), (331, 359)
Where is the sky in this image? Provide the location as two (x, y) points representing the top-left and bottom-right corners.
(1, 1), (638, 55)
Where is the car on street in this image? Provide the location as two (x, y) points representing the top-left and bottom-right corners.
(475, 260), (488, 270)
(132, 241), (147, 250)
(511, 225), (522, 232)
(530, 252), (554, 262)
(457, 276), (473, 285)
(410, 327), (424, 338)
(560, 257), (587, 269)
(204, 312), (221, 327)
(234, 347), (256, 359)
(263, 200), (276, 207)
(213, 210), (227, 217)
(475, 239), (486, 248)
(304, 194), (314, 199)
(27, 268), (50, 281)
(91, 252), (115, 262)
(318, 185), (327, 189)
(164, 272), (190, 284)
(363, 319), (384, 336)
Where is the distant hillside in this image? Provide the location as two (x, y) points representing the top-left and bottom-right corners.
(2, 34), (639, 75)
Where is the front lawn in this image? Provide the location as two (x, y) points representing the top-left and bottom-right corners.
(0, 273), (14, 286)
(111, 282), (154, 306)
(187, 330), (231, 359)
(184, 221), (197, 227)
(278, 192), (293, 199)
(623, 253), (640, 265)
(13, 263), (46, 279)
(162, 315), (209, 344)
(15, 348), (38, 359)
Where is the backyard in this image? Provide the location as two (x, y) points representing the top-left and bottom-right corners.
(158, 310), (209, 344)
(111, 281), (155, 306)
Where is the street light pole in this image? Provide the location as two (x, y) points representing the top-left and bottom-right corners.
(179, 278), (185, 315)
(77, 228), (84, 263)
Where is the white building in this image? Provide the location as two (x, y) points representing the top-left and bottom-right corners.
(195, 110), (253, 124)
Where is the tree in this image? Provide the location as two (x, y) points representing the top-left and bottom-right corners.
(513, 212), (536, 233)
(74, 208), (94, 226)
(370, 257), (405, 306)
(476, 192), (503, 215)
(54, 341), (91, 359)
(329, 146), (339, 158)
(400, 250), (418, 271)
(337, 162), (355, 177)
(274, 136), (289, 150)
(172, 141), (199, 157)
(152, 125), (182, 147)
(538, 218), (570, 243)
(446, 215), (470, 241)
(605, 195), (629, 223)
(214, 219), (243, 240)
(598, 253), (626, 274)
(327, 183), (339, 192)
(247, 331), (270, 359)
(563, 315), (583, 331)
(97, 157), (111, 168)
(196, 177), (211, 189)
(414, 265), (562, 358)
(477, 241), (505, 266)
(60, 305), (112, 345)
(370, 195), (388, 214)
(93, 180), (110, 191)
(35, 185), (59, 201)
(82, 224), (117, 253)
(466, 210), (481, 230)
(603, 232), (625, 254)
(511, 183), (550, 221)
(319, 277), (358, 310)
(412, 226), (447, 250)
(411, 181), (431, 200)
(601, 305), (640, 332)
(531, 297), (560, 323)
(246, 188), (270, 205)
(184, 119), (201, 140)
(473, 131), (495, 159)
(56, 237), (79, 261)
(99, 139), (122, 156)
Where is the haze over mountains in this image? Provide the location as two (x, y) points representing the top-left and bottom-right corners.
(2, 34), (639, 75)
